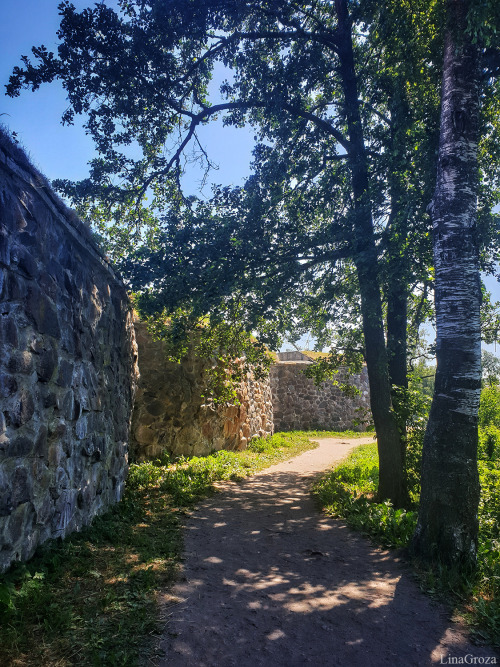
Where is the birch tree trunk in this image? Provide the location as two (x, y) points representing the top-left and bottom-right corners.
(411, 0), (481, 567)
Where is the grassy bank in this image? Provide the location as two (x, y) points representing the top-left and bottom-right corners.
(313, 442), (500, 647)
(0, 431), (318, 666)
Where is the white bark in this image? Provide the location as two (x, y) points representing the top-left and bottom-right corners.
(412, 0), (481, 567)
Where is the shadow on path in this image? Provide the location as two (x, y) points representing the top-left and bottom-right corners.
(157, 439), (497, 666)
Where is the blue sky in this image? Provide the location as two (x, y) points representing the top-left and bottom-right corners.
(1, 1), (96, 182)
(1, 0), (499, 352)
(0, 0), (255, 192)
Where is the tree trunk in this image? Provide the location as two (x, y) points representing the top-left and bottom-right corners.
(385, 137), (410, 467)
(386, 93), (411, 393)
(387, 278), (408, 390)
(335, 0), (406, 507)
(411, 0), (481, 567)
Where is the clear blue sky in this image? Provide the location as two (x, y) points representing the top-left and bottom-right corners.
(1, 0), (499, 352)
(0, 0), (255, 193)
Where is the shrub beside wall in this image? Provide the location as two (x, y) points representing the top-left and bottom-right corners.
(130, 322), (274, 460)
(0, 132), (138, 572)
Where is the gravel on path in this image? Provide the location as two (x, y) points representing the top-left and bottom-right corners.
(156, 437), (498, 666)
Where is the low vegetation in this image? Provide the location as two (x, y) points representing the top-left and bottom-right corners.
(0, 431), (318, 666)
(314, 442), (418, 547)
(313, 386), (500, 647)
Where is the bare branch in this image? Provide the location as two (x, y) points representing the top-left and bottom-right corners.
(136, 100), (350, 200)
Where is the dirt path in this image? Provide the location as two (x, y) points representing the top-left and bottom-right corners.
(157, 437), (497, 666)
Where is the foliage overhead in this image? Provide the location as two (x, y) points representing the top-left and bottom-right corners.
(6, 0), (500, 354)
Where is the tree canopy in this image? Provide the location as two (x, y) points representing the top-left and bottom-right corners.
(8, 0), (499, 345)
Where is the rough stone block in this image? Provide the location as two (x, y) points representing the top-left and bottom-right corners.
(0, 467), (12, 517)
(0, 228), (11, 268)
(7, 501), (34, 547)
(81, 436), (105, 462)
(34, 495), (53, 526)
(145, 399), (167, 417)
(134, 424), (157, 445)
(12, 466), (31, 507)
(7, 272), (26, 302)
(54, 489), (76, 533)
(36, 346), (57, 382)
(26, 285), (60, 338)
(14, 245), (38, 279)
(39, 270), (58, 301)
(41, 386), (57, 409)
(8, 435), (33, 458)
(10, 389), (35, 427)
(58, 390), (75, 420)
(0, 373), (17, 398)
(47, 441), (64, 468)
(33, 426), (48, 458)
(56, 359), (74, 388)
(6, 351), (34, 375)
(75, 414), (88, 440)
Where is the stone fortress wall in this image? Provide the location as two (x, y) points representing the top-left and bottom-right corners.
(130, 321), (274, 459)
(0, 131), (138, 572)
(0, 130), (370, 572)
(131, 345), (370, 461)
(270, 352), (371, 432)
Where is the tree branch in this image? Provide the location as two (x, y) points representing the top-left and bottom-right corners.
(136, 100), (350, 199)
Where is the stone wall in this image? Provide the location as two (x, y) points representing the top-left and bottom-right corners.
(130, 322), (274, 460)
(131, 327), (370, 459)
(0, 131), (138, 572)
(270, 362), (370, 432)
(0, 127), (372, 573)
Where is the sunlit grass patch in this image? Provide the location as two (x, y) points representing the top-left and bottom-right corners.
(0, 430), (318, 665)
(0, 484), (181, 666)
(313, 443), (417, 548)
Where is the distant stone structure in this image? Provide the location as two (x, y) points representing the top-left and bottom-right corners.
(0, 131), (138, 573)
(131, 343), (370, 461)
(270, 351), (370, 432)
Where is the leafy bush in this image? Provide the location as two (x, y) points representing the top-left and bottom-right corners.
(479, 385), (500, 429)
(392, 383), (431, 503)
(405, 429), (425, 503)
(478, 385), (500, 461)
(313, 443), (417, 548)
(475, 460), (500, 644)
(479, 424), (500, 460)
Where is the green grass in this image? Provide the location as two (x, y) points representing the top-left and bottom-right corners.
(130, 431), (319, 506)
(0, 431), (318, 666)
(313, 442), (500, 647)
(313, 443), (418, 547)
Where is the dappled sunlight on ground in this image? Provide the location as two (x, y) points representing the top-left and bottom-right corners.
(157, 438), (497, 667)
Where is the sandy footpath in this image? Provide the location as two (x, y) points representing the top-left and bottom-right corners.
(155, 437), (498, 666)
